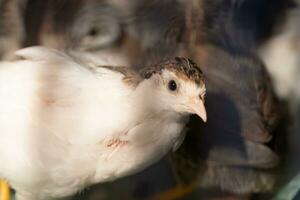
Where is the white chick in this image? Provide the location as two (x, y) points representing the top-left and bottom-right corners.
(0, 47), (206, 200)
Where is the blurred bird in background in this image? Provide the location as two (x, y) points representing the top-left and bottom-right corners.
(0, 0), (24, 60)
(166, 1), (283, 198)
(258, 0), (300, 198)
(223, 0), (300, 198)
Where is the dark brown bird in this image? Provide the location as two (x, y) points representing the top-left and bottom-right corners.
(167, 0), (284, 197)
(0, 0), (186, 65)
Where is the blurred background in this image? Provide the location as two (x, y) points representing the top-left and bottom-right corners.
(1, 0), (300, 199)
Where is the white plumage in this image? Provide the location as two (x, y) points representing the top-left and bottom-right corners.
(0, 47), (206, 200)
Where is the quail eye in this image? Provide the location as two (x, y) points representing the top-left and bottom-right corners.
(88, 28), (99, 37)
(168, 80), (177, 91)
(144, 72), (152, 79)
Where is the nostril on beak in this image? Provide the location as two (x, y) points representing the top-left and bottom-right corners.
(199, 93), (205, 103)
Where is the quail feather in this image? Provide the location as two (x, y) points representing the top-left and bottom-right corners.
(0, 47), (206, 200)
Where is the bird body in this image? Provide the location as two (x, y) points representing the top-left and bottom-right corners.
(0, 47), (206, 200)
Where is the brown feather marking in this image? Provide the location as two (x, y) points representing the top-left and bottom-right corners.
(93, 57), (204, 88)
(94, 65), (141, 87)
(139, 57), (204, 86)
(106, 138), (129, 148)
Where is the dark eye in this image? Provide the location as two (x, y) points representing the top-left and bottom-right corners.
(144, 72), (152, 79)
(88, 28), (99, 37)
(168, 80), (177, 91)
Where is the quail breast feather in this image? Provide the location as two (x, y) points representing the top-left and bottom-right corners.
(0, 47), (206, 200)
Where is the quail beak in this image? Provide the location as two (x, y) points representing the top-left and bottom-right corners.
(188, 96), (207, 122)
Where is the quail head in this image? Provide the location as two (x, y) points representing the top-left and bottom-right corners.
(0, 47), (206, 200)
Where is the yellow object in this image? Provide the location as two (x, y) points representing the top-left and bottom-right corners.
(150, 183), (197, 200)
(0, 180), (10, 200)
